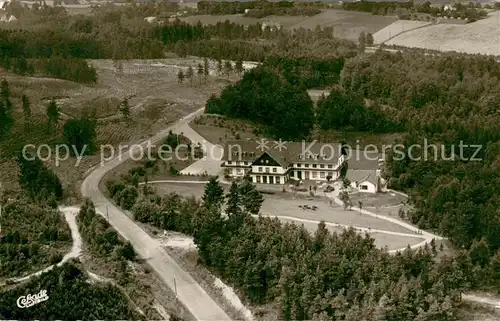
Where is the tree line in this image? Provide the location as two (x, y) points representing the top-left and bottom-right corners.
(17, 151), (63, 204)
(197, 0), (293, 15)
(0, 30), (97, 83)
(205, 66), (315, 141)
(204, 46), (500, 290)
(205, 64), (399, 140)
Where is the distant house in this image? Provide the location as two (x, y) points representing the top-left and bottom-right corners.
(144, 16), (157, 23)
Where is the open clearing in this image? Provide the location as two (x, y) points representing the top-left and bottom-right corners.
(180, 14), (307, 29)
(181, 10), (397, 41)
(0, 57), (232, 197)
(151, 182), (424, 251)
(385, 12), (500, 55)
(288, 10), (397, 41)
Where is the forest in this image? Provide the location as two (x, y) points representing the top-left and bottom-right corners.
(195, 0), (318, 16)
(339, 52), (500, 279)
(0, 261), (143, 320)
(0, 199), (71, 278)
(205, 48), (500, 290)
(101, 169), (481, 321)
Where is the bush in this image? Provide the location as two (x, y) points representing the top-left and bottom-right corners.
(49, 251), (63, 264)
(117, 186), (138, 210)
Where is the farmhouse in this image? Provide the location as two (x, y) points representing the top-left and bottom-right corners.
(221, 140), (385, 193)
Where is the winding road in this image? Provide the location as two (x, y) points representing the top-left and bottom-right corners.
(81, 108), (231, 321)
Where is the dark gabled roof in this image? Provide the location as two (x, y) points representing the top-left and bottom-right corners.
(223, 140), (382, 170)
(346, 169), (379, 185)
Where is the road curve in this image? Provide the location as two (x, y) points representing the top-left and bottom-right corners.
(81, 108), (231, 321)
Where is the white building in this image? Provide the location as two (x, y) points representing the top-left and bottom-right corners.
(221, 140), (384, 193)
(346, 169), (380, 193)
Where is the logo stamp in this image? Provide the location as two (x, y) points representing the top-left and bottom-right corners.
(16, 289), (49, 308)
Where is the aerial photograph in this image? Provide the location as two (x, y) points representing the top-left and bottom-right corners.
(0, 0), (499, 320)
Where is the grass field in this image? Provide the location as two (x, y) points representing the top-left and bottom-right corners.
(385, 12), (500, 55)
(373, 20), (432, 44)
(180, 13), (309, 29)
(180, 9), (397, 41)
(287, 9), (397, 41)
(0, 57), (233, 197)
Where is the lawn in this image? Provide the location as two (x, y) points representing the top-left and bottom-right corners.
(385, 12), (500, 55)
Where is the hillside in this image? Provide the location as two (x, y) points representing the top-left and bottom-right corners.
(0, 261), (143, 320)
(385, 12), (500, 55)
(180, 9), (397, 41)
